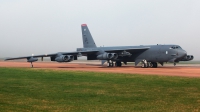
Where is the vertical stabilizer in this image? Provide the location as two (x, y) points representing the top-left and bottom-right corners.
(81, 24), (97, 48)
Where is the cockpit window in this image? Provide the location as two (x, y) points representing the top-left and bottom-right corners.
(170, 46), (182, 49)
(171, 46), (175, 49)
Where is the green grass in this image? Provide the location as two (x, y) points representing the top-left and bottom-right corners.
(0, 68), (200, 112)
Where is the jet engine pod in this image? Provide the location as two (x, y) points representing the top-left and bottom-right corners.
(187, 55), (194, 60)
(190, 55), (194, 60)
(55, 55), (74, 62)
(27, 57), (38, 62)
(97, 53), (113, 60)
(111, 53), (118, 59)
(67, 55), (74, 62)
(186, 55), (191, 60)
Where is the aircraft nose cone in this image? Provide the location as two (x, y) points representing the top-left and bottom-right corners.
(179, 50), (187, 58)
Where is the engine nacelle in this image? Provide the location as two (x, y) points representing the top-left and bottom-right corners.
(27, 57), (38, 62)
(110, 53), (118, 59)
(190, 55), (194, 60)
(55, 55), (74, 62)
(97, 53), (118, 60)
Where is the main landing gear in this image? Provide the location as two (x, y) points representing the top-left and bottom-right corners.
(107, 60), (122, 67)
(115, 61), (122, 67)
(107, 60), (114, 67)
(141, 60), (158, 68)
(151, 62), (158, 68)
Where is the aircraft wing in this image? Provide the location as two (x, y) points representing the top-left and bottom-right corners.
(104, 47), (150, 53)
(5, 47), (148, 60)
(4, 53), (59, 60)
(61, 50), (99, 55)
(4, 50), (99, 61)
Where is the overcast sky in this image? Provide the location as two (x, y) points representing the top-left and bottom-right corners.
(0, 0), (200, 60)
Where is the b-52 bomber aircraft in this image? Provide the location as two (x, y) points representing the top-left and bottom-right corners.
(5, 24), (194, 68)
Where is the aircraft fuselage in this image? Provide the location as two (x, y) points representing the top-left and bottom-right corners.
(77, 44), (187, 64)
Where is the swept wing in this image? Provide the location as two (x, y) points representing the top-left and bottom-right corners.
(4, 50), (99, 61)
(104, 47), (150, 53)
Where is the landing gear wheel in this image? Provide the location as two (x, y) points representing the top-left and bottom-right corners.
(141, 63), (148, 68)
(151, 62), (158, 68)
(107, 63), (111, 67)
(107, 61), (110, 67)
(148, 62), (153, 68)
(115, 61), (122, 67)
(111, 61), (114, 67)
(141, 60), (148, 68)
(174, 63), (176, 66)
(30, 62), (33, 68)
(107, 60), (114, 67)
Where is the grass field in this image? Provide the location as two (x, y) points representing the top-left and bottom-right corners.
(0, 68), (200, 111)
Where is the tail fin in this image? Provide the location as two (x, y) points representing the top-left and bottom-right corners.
(81, 24), (97, 48)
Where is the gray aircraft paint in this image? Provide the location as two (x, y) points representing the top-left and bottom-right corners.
(78, 24), (190, 66)
(5, 24), (193, 68)
(77, 45), (186, 65)
(81, 24), (97, 48)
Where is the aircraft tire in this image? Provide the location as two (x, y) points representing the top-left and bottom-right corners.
(141, 61), (148, 68)
(115, 62), (118, 67)
(152, 62), (158, 68)
(116, 61), (122, 67)
(148, 62), (153, 68)
(107, 62), (111, 67)
(107, 60), (114, 67)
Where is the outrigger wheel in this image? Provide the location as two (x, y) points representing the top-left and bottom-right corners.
(30, 62), (33, 68)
